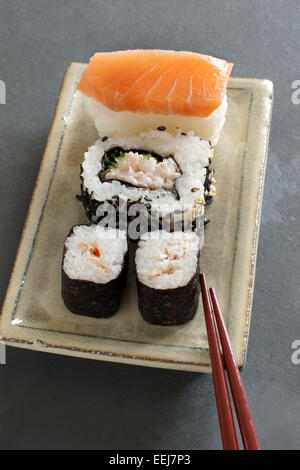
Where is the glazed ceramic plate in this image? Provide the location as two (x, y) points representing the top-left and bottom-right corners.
(0, 63), (273, 372)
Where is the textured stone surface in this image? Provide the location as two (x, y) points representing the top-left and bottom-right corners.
(0, 0), (299, 450)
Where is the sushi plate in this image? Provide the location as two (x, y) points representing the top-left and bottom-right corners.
(0, 63), (273, 373)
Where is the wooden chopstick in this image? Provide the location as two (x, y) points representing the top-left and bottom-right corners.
(209, 287), (260, 450)
(199, 274), (239, 450)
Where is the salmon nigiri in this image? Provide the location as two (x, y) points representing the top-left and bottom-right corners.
(77, 50), (233, 145)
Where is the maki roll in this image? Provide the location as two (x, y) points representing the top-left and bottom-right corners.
(80, 128), (214, 241)
(61, 225), (128, 318)
(135, 230), (200, 325)
(77, 49), (233, 145)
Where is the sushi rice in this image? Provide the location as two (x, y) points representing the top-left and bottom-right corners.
(90, 96), (228, 146)
(63, 225), (127, 284)
(136, 230), (200, 290)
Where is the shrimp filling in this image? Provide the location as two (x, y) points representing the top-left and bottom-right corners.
(102, 148), (180, 190)
(78, 242), (108, 273)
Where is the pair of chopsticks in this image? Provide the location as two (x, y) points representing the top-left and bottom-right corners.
(200, 273), (260, 450)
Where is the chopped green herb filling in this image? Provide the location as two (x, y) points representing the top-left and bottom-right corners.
(101, 148), (162, 178)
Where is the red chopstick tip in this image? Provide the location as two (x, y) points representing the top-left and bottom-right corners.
(199, 273), (207, 288)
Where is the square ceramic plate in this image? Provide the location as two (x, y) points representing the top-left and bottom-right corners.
(0, 63), (273, 372)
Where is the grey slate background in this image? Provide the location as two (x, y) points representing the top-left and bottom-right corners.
(0, 0), (299, 450)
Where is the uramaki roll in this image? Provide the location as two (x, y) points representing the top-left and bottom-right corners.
(80, 129), (214, 240)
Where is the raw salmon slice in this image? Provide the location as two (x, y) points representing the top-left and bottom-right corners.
(77, 50), (233, 118)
